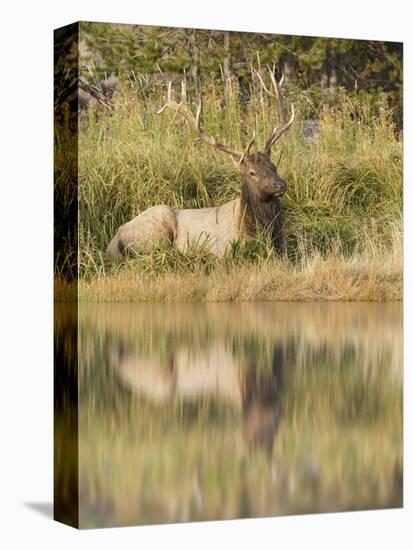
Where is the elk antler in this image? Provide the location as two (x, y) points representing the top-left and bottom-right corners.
(255, 68), (295, 153)
(157, 82), (255, 163)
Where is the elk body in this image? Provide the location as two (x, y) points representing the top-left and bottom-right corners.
(110, 340), (284, 456)
(106, 70), (295, 259)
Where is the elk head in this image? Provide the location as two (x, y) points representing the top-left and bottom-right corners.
(239, 152), (287, 201)
(238, 69), (295, 201)
(157, 68), (295, 202)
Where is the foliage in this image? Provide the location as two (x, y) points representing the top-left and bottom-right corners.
(79, 23), (402, 122)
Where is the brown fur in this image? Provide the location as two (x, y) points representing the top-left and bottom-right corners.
(238, 153), (286, 255)
(107, 153), (288, 259)
(240, 178), (285, 254)
(107, 150), (289, 259)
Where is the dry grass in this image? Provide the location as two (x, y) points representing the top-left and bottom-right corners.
(64, 226), (402, 302)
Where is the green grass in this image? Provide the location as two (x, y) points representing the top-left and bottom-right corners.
(55, 81), (403, 301)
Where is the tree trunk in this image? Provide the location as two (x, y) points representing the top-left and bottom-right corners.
(223, 31), (233, 101)
(189, 31), (200, 94)
(181, 70), (188, 104)
(320, 63), (329, 97)
(329, 49), (338, 97)
(321, 46), (338, 101)
(280, 52), (297, 83)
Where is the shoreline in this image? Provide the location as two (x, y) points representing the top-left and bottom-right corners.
(55, 254), (403, 303)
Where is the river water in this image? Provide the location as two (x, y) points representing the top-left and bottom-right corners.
(55, 302), (403, 528)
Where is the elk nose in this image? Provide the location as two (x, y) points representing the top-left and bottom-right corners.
(276, 180), (287, 193)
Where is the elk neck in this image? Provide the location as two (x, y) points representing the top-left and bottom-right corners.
(239, 174), (284, 245)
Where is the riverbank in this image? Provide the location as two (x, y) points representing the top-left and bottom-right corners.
(56, 233), (402, 302)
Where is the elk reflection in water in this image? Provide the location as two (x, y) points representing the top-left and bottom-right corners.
(112, 339), (284, 457)
(62, 303), (403, 528)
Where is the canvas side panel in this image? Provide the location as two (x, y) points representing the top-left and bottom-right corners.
(54, 304), (79, 528)
(54, 22), (79, 529)
(54, 22), (79, 288)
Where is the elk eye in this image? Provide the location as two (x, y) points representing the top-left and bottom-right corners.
(249, 170), (256, 176)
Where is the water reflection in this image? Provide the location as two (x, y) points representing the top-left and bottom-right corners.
(113, 338), (284, 457)
(73, 303), (402, 527)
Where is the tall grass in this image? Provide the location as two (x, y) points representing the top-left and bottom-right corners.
(55, 81), (403, 301)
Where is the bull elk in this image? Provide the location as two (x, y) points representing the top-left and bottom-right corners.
(106, 69), (295, 259)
